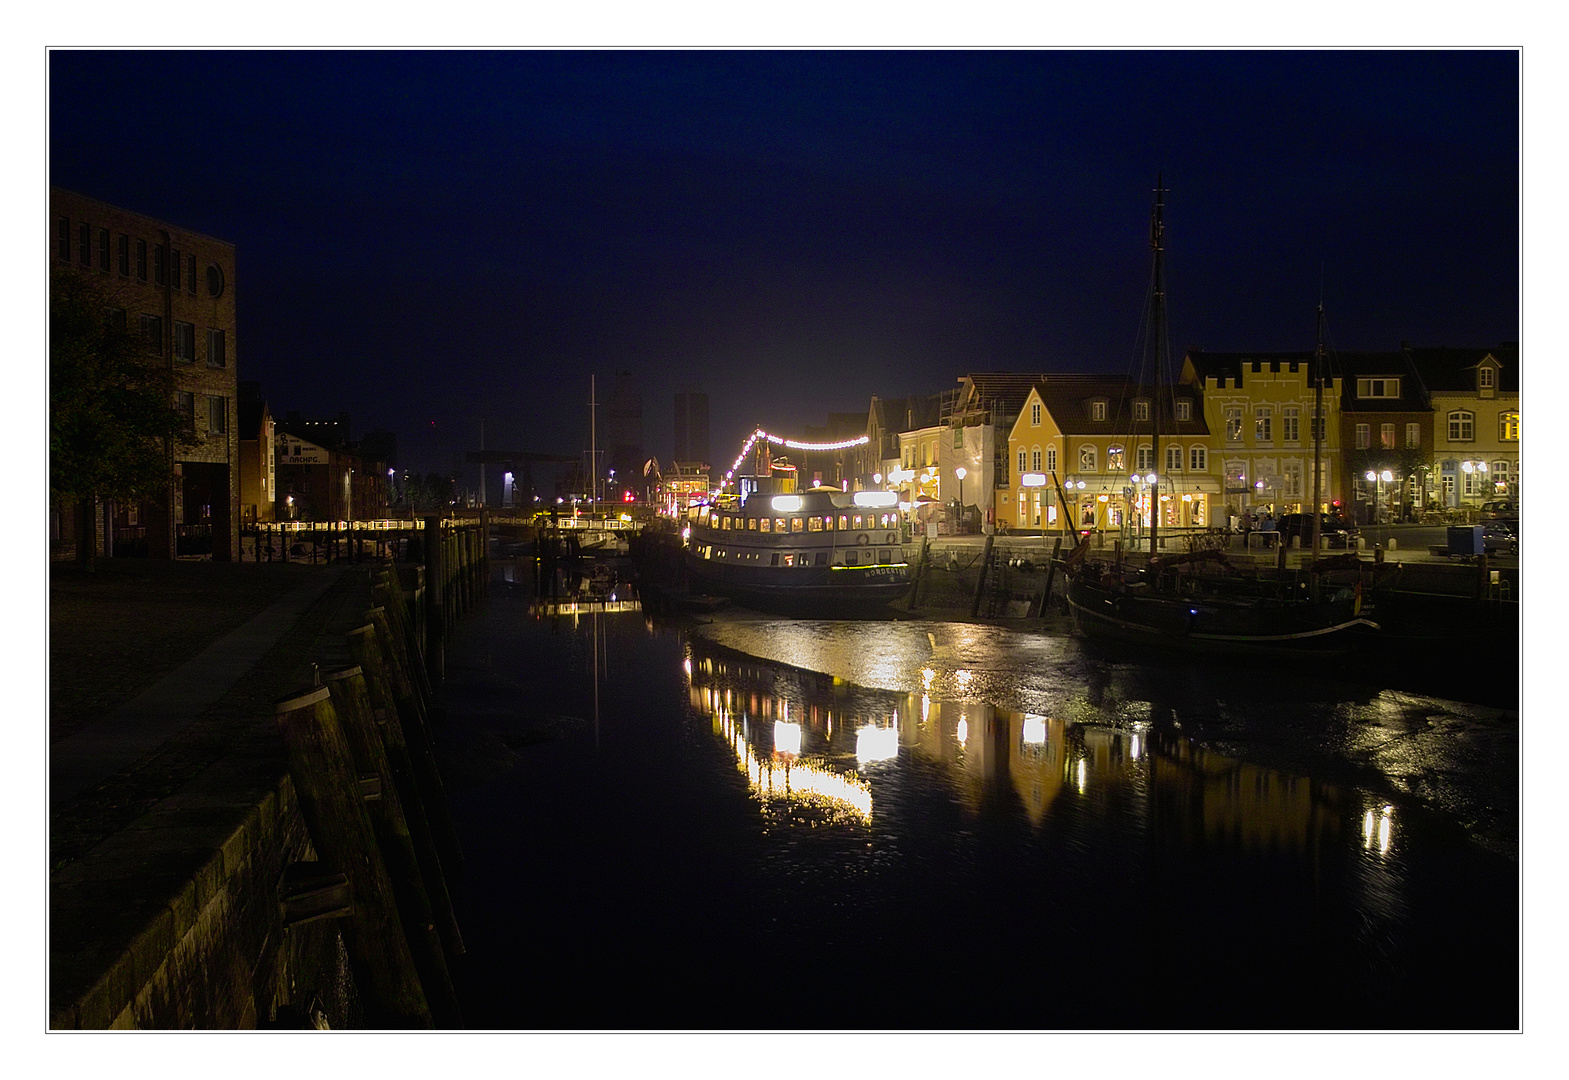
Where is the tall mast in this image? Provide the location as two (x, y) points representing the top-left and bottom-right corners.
(1149, 175), (1167, 557)
(590, 374), (598, 510)
(1310, 302), (1326, 569)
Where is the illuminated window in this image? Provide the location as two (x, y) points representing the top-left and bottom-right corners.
(1254, 407), (1272, 443)
(1406, 423), (1421, 448)
(1079, 445), (1096, 471)
(1166, 445), (1182, 471)
(759, 518), (771, 532)
(1225, 408), (1243, 442)
(1355, 424), (1370, 449)
(1499, 411), (1519, 441)
(1380, 423), (1395, 449)
(1107, 445), (1125, 470)
(791, 517), (804, 533)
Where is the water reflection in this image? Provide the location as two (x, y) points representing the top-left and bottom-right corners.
(684, 635), (1366, 861)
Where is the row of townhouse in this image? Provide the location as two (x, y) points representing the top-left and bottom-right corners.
(51, 188), (397, 561)
(821, 345), (1518, 538)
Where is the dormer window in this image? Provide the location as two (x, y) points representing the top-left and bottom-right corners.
(1090, 400), (1107, 422)
(1356, 377), (1401, 399)
(1175, 399), (1191, 422)
(1133, 399), (1150, 422)
(1479, 366), (1494, 389)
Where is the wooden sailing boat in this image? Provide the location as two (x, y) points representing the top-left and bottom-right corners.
(1060, 178), (1378, 655)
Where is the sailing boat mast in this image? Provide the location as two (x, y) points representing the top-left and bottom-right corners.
(1310, 302), (1326, 567)
(590, 374), (598, 510)
(1149, 175), (1167, 557)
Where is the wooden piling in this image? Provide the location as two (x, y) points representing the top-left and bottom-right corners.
(423, 517), (445, 684)
(970, 534), (995, 618)
(273, 686), (432, 1028)
(322, 666), (463, 1028)
(344, 623), (465, 964)
(1037, 536), (1064, 617)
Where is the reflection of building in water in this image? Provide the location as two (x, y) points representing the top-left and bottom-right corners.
(1007, 712), (1070, 827)
(686, 647), (899, 825)
(1148, 730), (1345, 852)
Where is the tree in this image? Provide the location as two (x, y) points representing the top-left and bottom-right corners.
(51, 271), (196, 567)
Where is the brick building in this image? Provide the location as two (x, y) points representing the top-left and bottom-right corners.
(51, 189), (240, 559)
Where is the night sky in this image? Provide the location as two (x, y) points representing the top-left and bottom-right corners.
(48, 49), (1519, 482)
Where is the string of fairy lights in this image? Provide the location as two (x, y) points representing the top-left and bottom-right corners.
(720, 428), (870, 491)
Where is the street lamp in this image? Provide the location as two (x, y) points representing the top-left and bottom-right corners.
(954, 466), (967, 534)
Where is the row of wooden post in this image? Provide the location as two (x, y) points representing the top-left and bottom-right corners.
(421, 516), (488, 686)
(274, 560), (471, 1028)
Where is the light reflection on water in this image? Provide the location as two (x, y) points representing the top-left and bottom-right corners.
(444, 597), (1517, 1029)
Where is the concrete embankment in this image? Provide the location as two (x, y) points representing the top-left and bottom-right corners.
(50, 518), (488, 1029)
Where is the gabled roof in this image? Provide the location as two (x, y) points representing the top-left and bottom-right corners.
(958, 372), (1054, 421)
(1406, 344), (1519, 394)
(870, 393), (944, 434)
(1030, 375), (1209, 438)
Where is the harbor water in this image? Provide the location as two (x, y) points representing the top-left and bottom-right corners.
(438, 562), (1519, 1030)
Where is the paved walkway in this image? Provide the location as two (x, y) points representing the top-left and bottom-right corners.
(50, 567), (342, 808)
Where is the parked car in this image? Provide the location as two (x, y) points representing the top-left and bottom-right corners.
(1480, 499), (1519, 523)
(1480, 518), (1518, 555)
(1274, 513), (1359, 549)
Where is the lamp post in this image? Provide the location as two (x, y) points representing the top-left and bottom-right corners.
(955, 466), (967, 533)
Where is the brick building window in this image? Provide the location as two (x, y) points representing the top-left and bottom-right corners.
(174, 321), (196, 362)
(176, 391), (195, 427)
(58, 216), (70, 260)
(79, 222), (92, 267)
(154, 243), (166, 286)
(206, 328), (226, 368)
(187, 254), (198, 295)
(207, 395), (228, 434)
(98, 227), (110, 272)
(1355, 424), (1370, 449)
(136, 239), (147, 282)
(139, 314), (163, 354)
(171, 248), (182, 290)
(1406, 423), (1421, 448)
(1380, 423), (1395, 449)
(118, 234), (130, 277)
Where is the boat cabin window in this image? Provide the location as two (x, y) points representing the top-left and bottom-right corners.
(790, 517), (804, 533)
(773, 518), (787, 533)
(759, 518), (772, 532)
(852, 514), (865, 530)
(838, 514), (850, 530)
(747, 517), (758, 530)
(808, 516), (824, 531)
(721, 516), (732, 530)
(879, 549), (891, 564)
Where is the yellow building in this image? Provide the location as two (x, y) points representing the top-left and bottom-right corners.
(1407, 345), (1520, 510)
(1002, 376), (1217, 540)
(1181, 351), (1344, 522)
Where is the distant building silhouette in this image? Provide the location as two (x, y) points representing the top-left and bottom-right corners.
(604, 371), (644, 498)
(674, 389), (710, 467)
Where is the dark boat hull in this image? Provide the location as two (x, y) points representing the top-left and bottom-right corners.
(683, 551), (910, 616)
(1065, 573), (1377, 656)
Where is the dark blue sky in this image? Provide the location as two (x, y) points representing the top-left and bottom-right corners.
(49, 49), (1519, 479)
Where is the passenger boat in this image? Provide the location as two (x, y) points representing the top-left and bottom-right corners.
(1061, 178), (1378, 655)
(681, 471), (911, 614)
